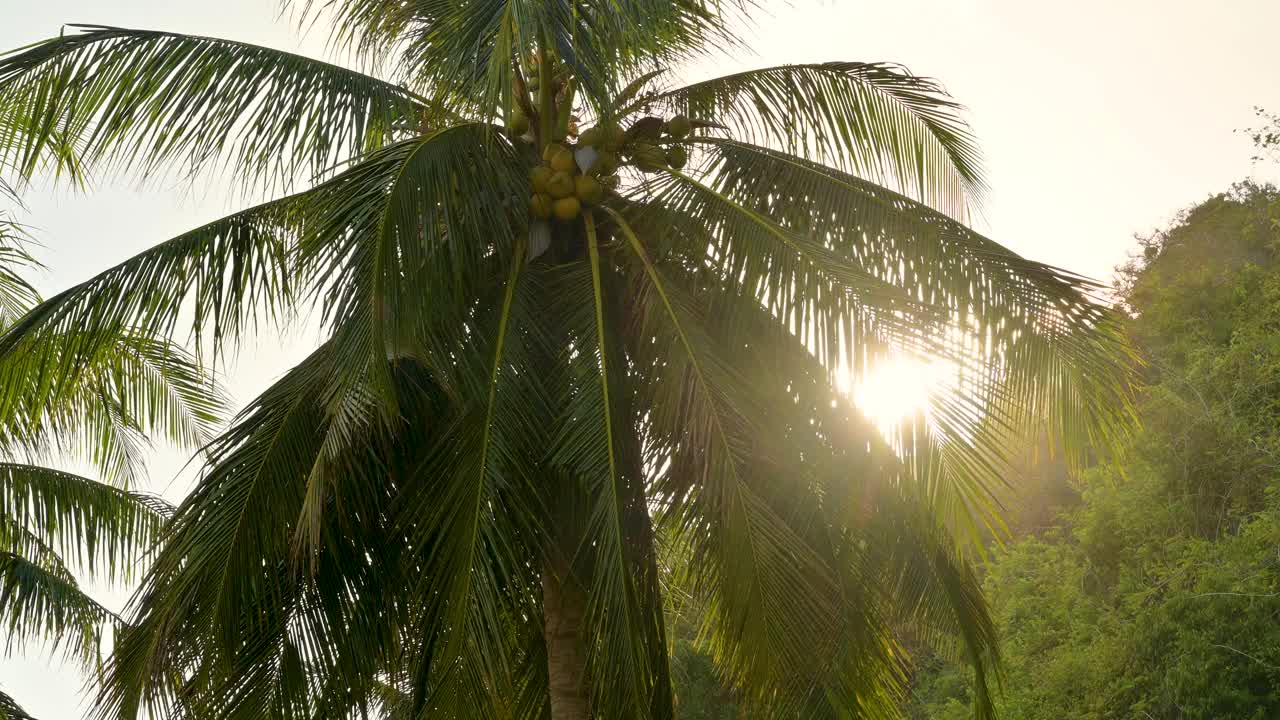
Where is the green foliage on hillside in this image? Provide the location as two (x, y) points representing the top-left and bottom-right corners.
(908, 183), (1280, 719)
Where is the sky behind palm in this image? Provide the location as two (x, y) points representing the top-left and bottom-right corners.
(4, 1), (1280, 716)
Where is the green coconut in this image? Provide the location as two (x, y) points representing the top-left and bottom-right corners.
(578, 127), (603, 147)
(547, 171), (576, 199)
(553, 196), (581, 221)
(530, 193), (553, 219)
(603, 125), (627, 151)
(665, 146), (688, 170)
(590, 150), (620, 176)
(664, 114), (692, 139)
(508, 109), (530, 136)
(549, 147), (577, 173)
(543, 143), (568, 163)
(630, 143), (667, 172)
(530, 166), (554, 194)
(574, 175), (604, 206)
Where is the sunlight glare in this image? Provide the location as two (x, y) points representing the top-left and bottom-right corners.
(841, 355), (949, 433)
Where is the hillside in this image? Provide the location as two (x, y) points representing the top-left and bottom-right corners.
(909, 183), (1280, 719)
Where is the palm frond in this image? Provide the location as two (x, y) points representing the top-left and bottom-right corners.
(648, 62), (986, 216)
(95, 342), (350, 720)
(605, 209), (876, 718)
(630, 256), (1000, 718)
(0, 219), (41, 328)
(0, 25), (425, 191)
(644, 139), (1136, 533)
(21, 334), (223, 485)
(0, 551), (120, 669)
(296, 124), (525, 412)
(0, 463), (170, 582)
(391, 243), (534, 717)
(293, 0), (752, 112)
(564, 212), (658, 717)
(96, 339), (464, 720)
(0, 193), (296, 397)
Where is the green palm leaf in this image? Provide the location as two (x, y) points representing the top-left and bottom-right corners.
(0, 222), (40, 327)
(0, 194), (296, 389)
(0, 25), (425, 190)
(0, 551), (121, 668)
(295, 0), (749, 110)
(0, 463), (170, 582)
(645, 138), (1136, 531)
(0, 168), (220, 719)
(648, 62), (986, 216)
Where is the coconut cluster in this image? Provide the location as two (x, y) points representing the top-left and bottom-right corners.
(526, 115), (693, 222)
(528, 143), (605, 222)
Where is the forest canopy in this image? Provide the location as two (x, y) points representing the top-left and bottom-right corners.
(903, 182), (1280, 719)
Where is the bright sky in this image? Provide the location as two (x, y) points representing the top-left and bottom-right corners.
(4, 1), (1280, 716)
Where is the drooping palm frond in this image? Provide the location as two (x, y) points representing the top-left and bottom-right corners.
(0, 25), (426, 191)
(640, 138), (1135, 533)
(0, 90), (83, 188)
(0, 220), (40, 328)
(98, 341), (356, 720)
(0, 194), (297, 388)
(647, 62), (987, 216)
(605, 210), (1004, 718)
(293, 123), (526, 412)
(0, 124), (524, 422)
(0, 551), (121, 668)
(0, 145), (223, 720)
(612, 210), (850, 713)
(0, 330), (225, 487)
(97, 333), (536, 720)
(0, 463), (170, 585)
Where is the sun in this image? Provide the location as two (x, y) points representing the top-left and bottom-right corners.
(839, 354), (948, 433)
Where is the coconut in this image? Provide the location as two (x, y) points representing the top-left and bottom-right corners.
(547, 171), (575, 199)
(530, 166), (554, 194)
(508, 109), (530, 136)
(543, 143), (568, 163)
(665, 146), (688, 170)
(664, 114), (692, 139)
(530, 193), (553, 219)
(630, 143), (667, 172)
(590, 150), (620, 176)
(574, 175), (604, 206)
(578, 127), (603, 147)
(549, 147), (577, 173)
(553, 196), (582, 221)
(603, 125), (627, 151)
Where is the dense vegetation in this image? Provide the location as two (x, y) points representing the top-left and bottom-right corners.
(905, 183), (1280, 719)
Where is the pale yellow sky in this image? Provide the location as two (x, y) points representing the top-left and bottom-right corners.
(3, 1), (1280, 716)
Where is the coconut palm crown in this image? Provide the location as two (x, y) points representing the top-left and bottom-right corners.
(0, 185), (220, 719)
(0, 4), (1134, 720)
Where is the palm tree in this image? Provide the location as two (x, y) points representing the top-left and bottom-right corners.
(0, 186), (221, 719)
(0, 5), (1134, 719)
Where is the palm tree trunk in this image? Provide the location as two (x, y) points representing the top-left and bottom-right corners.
(542, 558), (591, 720)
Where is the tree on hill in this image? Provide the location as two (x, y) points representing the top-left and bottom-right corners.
(908, 182), (1280, 719)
